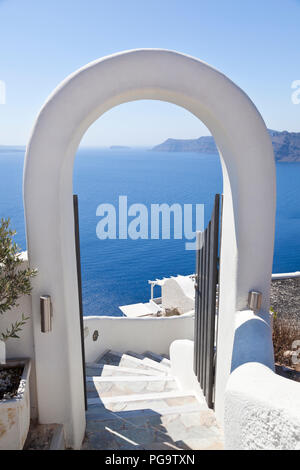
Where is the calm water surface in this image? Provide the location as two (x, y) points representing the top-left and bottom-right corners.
(0, 148), (299, 316)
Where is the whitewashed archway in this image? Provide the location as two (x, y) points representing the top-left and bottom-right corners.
(24, 49), (276, 448)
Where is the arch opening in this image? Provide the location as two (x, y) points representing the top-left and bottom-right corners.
(24, 49), (276, 448)
(74, 99), (221, 317)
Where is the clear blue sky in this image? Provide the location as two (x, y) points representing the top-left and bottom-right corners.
(0, 0), (299, 146)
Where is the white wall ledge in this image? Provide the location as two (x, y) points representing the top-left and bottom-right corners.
(224, 310), (300, 450)
(272, 271), (300, 280)
(84, 313), (194, 362)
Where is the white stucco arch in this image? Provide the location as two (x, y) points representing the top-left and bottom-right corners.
(24, 49), (276, 448)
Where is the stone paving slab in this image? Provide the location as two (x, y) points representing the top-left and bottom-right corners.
(86, 403), (205, 421)
(86, 376), (178, 398)
(82, 409), (223, 450)
(86, 364), (157, 377)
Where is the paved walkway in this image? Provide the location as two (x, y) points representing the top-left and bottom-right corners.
(81, 350), (223, 450)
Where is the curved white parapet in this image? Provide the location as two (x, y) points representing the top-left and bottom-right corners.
(84, 312), (194, 363)
(170, 339), (203, 400)
(224, 310), (300, 450)
(225, 363), (300, 450)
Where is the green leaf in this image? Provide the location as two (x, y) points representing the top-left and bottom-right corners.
(0, 218), (37, 341)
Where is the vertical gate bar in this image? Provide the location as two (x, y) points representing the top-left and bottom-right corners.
(204, 206), (212, 404)
(200, 227), (207, 391)
(213, 195), (220, 404)
(198, 230), (204, 385)
(203, 221), (211, 397)
(200, 228), (207, 389)
(206, 195), (220, 407)
(206, 212), (214, 402)
(195, 232), (200, 381)
(73, 194), (88, 411)
(198, 231), (203, 383)
(193, 232), (201, 375)
(212, 194), (223, 406)
(197, 231), (203, 382)
(207, 195), (219, 408)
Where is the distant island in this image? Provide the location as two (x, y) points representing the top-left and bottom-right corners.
(110, 145), (131, 150)
(152, 129), (300, 162)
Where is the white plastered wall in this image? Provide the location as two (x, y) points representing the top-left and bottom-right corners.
(23, 49), (276, 447)
(83, 313), (194, 363)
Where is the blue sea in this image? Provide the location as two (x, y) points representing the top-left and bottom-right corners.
(1, 147), (300, 316)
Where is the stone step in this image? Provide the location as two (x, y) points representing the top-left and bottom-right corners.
(96, 350), (169, 375)
(86, 403), (205, 421)
(85, 363), (158, 378)
(87, 390), (204, 412)
(143, 351), (171, 368)
(125, 351), (171, 374)
(83, 349), (223, 451)
(124, 351), (145, 360)
(86, 375), (178, 398)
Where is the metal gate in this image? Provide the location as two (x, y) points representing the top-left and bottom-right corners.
(193, 194), (221, 409)
(73, 194), (88, 410)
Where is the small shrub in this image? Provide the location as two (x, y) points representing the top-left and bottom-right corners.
(0, 218), (36, 342)
(272, 313), (300, 367)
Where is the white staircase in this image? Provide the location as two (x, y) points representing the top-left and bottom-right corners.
(82, 350), (223, 450)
